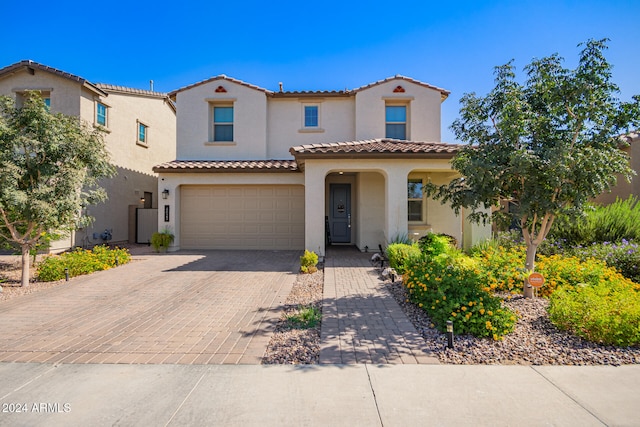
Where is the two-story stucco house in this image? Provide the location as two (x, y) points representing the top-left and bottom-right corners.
(0, 60), (176, 251)
(156, 75), (490, 256)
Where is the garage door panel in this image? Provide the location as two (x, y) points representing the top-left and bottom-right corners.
(181, 185), (304, 250)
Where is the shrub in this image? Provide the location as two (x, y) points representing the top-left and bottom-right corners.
(300, 250), (318, 274)
(286, 305), (321, 329)
(535, 254), (637, 298)
(403, 251), (517, 340)
(37, 246), (131, 282)
(548, 196), (640, 246)
(561, 240), (640, 284)
(472, 244), (527, 293)
(151, 228), (174, 252)
(386, 243), (422, 274)
(549, 281), (640, 347)
(418, 232), (455, 259)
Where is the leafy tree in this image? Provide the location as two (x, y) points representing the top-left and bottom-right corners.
(0, 93), (115, 287)
(427, 39), (640, 297)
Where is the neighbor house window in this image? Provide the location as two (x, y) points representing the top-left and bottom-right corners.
(304, 105), (319, 127)
(96, 102), (108, 126)
(213, 105), (234, 141)
(137, 121), (148, 145)
(43, 97), (51, 111)
(408, 178), (423, 222)
(386, 105), (407, 140)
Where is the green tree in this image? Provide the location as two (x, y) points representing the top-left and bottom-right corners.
(427, 39), (640, 298)
(0, 93), (115, 287)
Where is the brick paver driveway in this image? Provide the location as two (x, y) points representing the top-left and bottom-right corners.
(0, 251), (299, 365)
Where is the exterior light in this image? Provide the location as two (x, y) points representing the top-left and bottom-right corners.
(446, 320), (454, 349)
(162, 189), (170, 199)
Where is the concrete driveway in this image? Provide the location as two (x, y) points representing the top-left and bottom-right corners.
(0, 251), (300, 365)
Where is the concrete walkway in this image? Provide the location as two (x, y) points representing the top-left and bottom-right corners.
(320, 247), (437, 364)
(1, 363), (639, 426)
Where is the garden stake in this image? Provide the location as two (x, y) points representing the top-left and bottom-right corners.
(65, 268), (69, 282)
(446, 320), (454, 349)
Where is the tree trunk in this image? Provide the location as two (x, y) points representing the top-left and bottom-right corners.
(21, 244), (30, 287)
(523, 242), (537, 298)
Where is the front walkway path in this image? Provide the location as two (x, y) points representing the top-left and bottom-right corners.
(320, 247), (439, 364)
(0, 251), (298, 365)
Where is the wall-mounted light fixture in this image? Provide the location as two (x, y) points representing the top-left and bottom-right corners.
(140, 197), (145, 204)
(162, 189), (170, 199)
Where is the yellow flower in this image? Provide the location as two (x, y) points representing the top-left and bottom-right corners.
(493, 334), (498, 341)
(488, 311), (493, 316)
(452, 312), (457, 317)
(442, 296), (446, 300)
(419, 303), (423, 307)
(480, 309), (485, 315)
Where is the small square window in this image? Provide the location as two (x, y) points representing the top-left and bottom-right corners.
(213, 106), (234, 142)
(386, 105), (407, 140)
(43, 97), (51, 110)
(304, 105), (319, 127)
(97, 103), (107, 126)
(138, 122), (148, 145)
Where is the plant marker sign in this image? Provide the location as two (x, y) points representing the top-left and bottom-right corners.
(528, 272), (545, 288)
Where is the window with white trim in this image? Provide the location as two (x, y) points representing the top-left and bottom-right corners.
(408, 178), (424, 222)
(213, 105), (234, 142)
(96, 102), (108, 127)
(304, 105), (319, 127)
(386, 104), (407, 140)
(137, 120), (148, 146)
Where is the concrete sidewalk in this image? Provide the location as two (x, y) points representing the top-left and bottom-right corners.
(1, 363), (638, 426)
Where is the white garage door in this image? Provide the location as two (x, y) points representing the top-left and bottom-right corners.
(180, 185), (305, 250)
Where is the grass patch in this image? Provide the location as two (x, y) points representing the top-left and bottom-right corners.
(285, 305), (321, 329)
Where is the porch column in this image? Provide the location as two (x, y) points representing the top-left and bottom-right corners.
(385, 168), (409, 243)
(304, 164), (328, 257)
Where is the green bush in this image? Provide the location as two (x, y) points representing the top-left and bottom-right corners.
(151, 228), (174, 252)
(285, 305), (322, 329)
(547, 196), (640, 246)
(418, 232), (455, 259)
(403, 251), (517, 340)
(558, 241), (639, 284)
(472, 244), (527, 293)
(386, 243), (422, 274)
(300, 250), (318, 273)
(549, 281), (640, 347)
(37, 246), (131, 282)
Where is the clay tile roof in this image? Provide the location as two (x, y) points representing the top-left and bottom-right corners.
(168, 75), (272, 98)
(0, 60), (107, 97)
(96, 83), (169, 99)
(290, 138), (461, 157)
(153, 159), (299, 173)
(352, 75), (450, 101)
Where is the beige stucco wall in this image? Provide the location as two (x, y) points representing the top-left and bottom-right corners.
(175, 79), (268, 160)
(354, 80), (442, 142)
(267, 97), (355, 156)
(594, 140), (640, 205)
(0, 68), (87, 117)
(356, 172), (386, 250)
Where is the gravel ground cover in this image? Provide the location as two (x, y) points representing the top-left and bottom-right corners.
(386, 279), (640, 365)
(262, 269), (323, 364)
(0, 257), (66, 302)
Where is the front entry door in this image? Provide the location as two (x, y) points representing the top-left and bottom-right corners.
(329, 184), (351, 243)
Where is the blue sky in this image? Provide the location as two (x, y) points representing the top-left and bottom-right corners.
(3, 0), (638, 143)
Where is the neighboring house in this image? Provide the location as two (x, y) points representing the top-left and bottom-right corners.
(594, 132), (640, 205)
(0, 60), (176, 251)
(156, 75), (490, 256)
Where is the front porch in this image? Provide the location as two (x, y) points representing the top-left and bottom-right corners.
(301, 156), (491, 257)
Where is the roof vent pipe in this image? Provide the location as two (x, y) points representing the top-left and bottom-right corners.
(150, 80), (154, 91)
(279, 82), (283, 92)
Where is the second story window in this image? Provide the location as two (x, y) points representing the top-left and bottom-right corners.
(137, 120), (148, 146)
(213, 105), (234, 142)
(304, 105), (319, 127)
(96, 102), (108, 126)
(386, 105), (407, 140)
